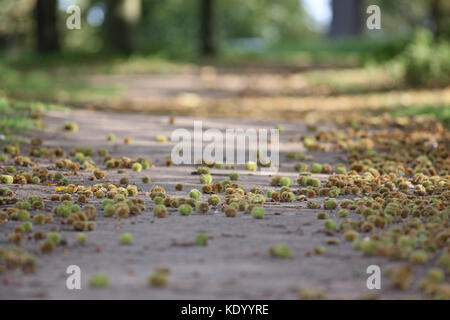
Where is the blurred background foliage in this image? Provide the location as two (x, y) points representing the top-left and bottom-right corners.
(0, 0), (449, 129)
(0, 0), (448, 62)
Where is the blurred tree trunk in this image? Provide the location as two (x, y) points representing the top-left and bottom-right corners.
(35, 0), (59, 53)
(105, 0), (141, 54)
(329, 0), (363, 38)
(429, 0), (449, 39)
(199, 0), (217, 56)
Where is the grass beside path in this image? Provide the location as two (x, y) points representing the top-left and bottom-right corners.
(0, 96), (66, 136)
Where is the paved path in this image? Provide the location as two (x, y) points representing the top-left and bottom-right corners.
(0, 110), (425, 299)
(81, 69), (450, 120)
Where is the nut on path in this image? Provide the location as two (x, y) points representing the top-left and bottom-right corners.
(0, 108), (449, 300)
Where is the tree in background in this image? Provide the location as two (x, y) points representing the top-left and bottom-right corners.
(105, 0), (141, 54)
(2, 0), (445, 59)
(34, 0), (59, 53)
(199, 0), (217, 56)
(365, 0), (449, 39)
(329, 0), (363, 38)
(429, 0), (450, 39)
(0, 0), (34, 49)
(138, 0), (196, 57)
(138, 0), (311, 58)
(220, 0), (311, 49)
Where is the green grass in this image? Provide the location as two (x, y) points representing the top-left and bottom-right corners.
(0, 36), (414, 107)
(2, 34), (410, 73)
(220, 35), (410, 67)
(0, 96), (66, 134)
(2, 51), (192, 75)
(386, 104), (450, 128)
(0, 62), (124, 104)
(0, 115), (37, 132)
